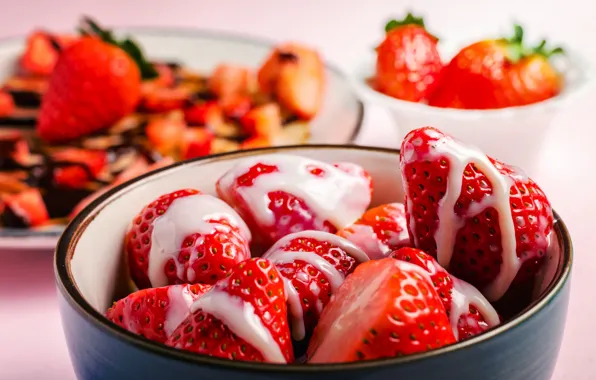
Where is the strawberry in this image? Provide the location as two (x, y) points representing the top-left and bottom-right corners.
(374, 13), (443, 102)
(52, 148), (107, 189)
(125, 188), (251, 289)
(69, 157), (174, 218)
(139, 85), (190, 113)
(240, 136), (269, 150)
(0, 91), (15, 117)
(220, 95), (252, 120)
(105, 283), (211, 344)
(428, 25), (563, 109)
(216, 155), (372, 247)
(240, 103), (282, 137)
(257, 43), (325, 120)
(19, 31), (76, 76)
(183, 101), (224, 127)
(262, 231), (369, 342)
(391, 247), (500, 340)
(400, 127), (553, 301)
(37, 18), (158, 143)
(1, 188), (49, 227)
(166, 258), (294, 363)
(307, 257), (455, 363)
(181, 128), (214, 160)
(145, 112), (187, 157)
(208, 64), (254, 100)
(337, 203), (410, 259)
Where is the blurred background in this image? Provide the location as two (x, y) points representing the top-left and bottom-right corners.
(0, 1), (594, 379)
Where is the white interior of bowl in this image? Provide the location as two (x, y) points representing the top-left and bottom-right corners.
(0, 28), (363, 245)
(66, 146), (563, 321)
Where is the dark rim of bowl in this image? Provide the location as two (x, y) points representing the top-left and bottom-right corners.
(0, 26), (365, 240)
(55, 144), (573, 373)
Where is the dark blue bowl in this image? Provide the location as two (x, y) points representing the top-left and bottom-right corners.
(54, 145), (573, 380)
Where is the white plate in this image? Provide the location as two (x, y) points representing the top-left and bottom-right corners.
(0, 27), (365, 251)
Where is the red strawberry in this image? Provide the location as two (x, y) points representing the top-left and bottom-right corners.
(105, 283), (211, 344)
(36, 18), (160, 143)
(19, 31), (76, 76)
(125, 189), (251, 289)
(220, 95), (252, 120)
(52, 148), (108, 189)
(145, 112), (187, 157)
(183, 101), (224, 127)
(308, 257), (455, 363)
(391, 247), (500, 340)
(240, 103), (282, 137)
(337, 202), (410, 259)
(400, 127), (553, 301)
(216, 155), (372, 247)
(208, 64), (254, 100)
(257, 43), (325, 120)
(166, 258), (294, 363)
(2, 188), (49, 227)
(375, 13), (444, 102)
(139, 85), (190, 113)
(0, 91), (15, 117)
(181, 128), (214, 160)
(262, 231), (369, 341)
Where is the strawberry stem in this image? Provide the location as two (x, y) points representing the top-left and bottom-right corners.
(384, 12), (439, 41)
(504, 24), (564, 63)
(78, 16), (158, 80)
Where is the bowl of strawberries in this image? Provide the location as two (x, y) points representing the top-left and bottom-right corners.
(354, 12), (594, 173)
(55, 126), (571, 380)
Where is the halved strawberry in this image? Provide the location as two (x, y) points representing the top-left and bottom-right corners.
(240, 103), (282, 137)
(0, 91), (15, 117)
(52, 148), (108, 189)
(1, 188), (49, 227)
(181, 128), (214, 160)
(308, 257), (455, 363)
(183, 101), (224, 127)
(391, 247), (500, 340)
(257, 43), (325, 120)
(19, 31), (76, 76)
(145, 113), (187, 157)
(337, 203), (409, 259)
(166, 258), (294, 363)
(400, 127), (553, 301)
(106, 283), (211, 344)
(216, 155), (372, 247)
(125, 189), (252, 289)
(262, 231), (369, 342)
(208, 64), (254, 100)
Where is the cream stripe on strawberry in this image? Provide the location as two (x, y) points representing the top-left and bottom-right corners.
(262, 231), (369, 341)
(148, 193), (251, 287)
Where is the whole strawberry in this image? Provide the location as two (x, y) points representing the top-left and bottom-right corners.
(105, 283), (211, 343)
(37, 18), (158, 143)
(391, 247), (500, 340)
(337, 202), (410, 259)
(262, 230), (369, 341)
(428, 25), (564, 109)
(125, 188), (252, 289)
(308, 257), (455, 363)
(400, 127), (553, 301)
(166, 258), (294, 363)
(375, 12), (444, 102)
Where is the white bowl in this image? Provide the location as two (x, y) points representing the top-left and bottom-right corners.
(352, 42), (595, 173)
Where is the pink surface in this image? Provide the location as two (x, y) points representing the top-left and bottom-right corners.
(0, 1), (595, 379)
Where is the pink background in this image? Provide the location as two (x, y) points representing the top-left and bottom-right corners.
(0, 0), (595, 379)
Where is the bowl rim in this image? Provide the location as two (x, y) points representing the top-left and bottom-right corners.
(0, 26), (365, 242)
(351, 46), (596, 120)
(54, 144), (573, 373)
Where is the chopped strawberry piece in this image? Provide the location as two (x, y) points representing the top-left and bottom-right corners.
(220, 95), (252, 119)
(240, 136), (269, 150)
(140, 85), (190, 113)
(2, 188), (49, 227)
(183, 101), (224, 127)
(19, 31), (76, 76)
(240, 103), (282, 137)
(208, 64), (253, 100)
(152, 63), (176, 87)
(52, 148), (107, 189)
(0, 92), (15, 117)
(145, 114), (187, 156)
(308, 258), (455, 363)
(181, 128), (214, 159)
(106, 283), (211, 343)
